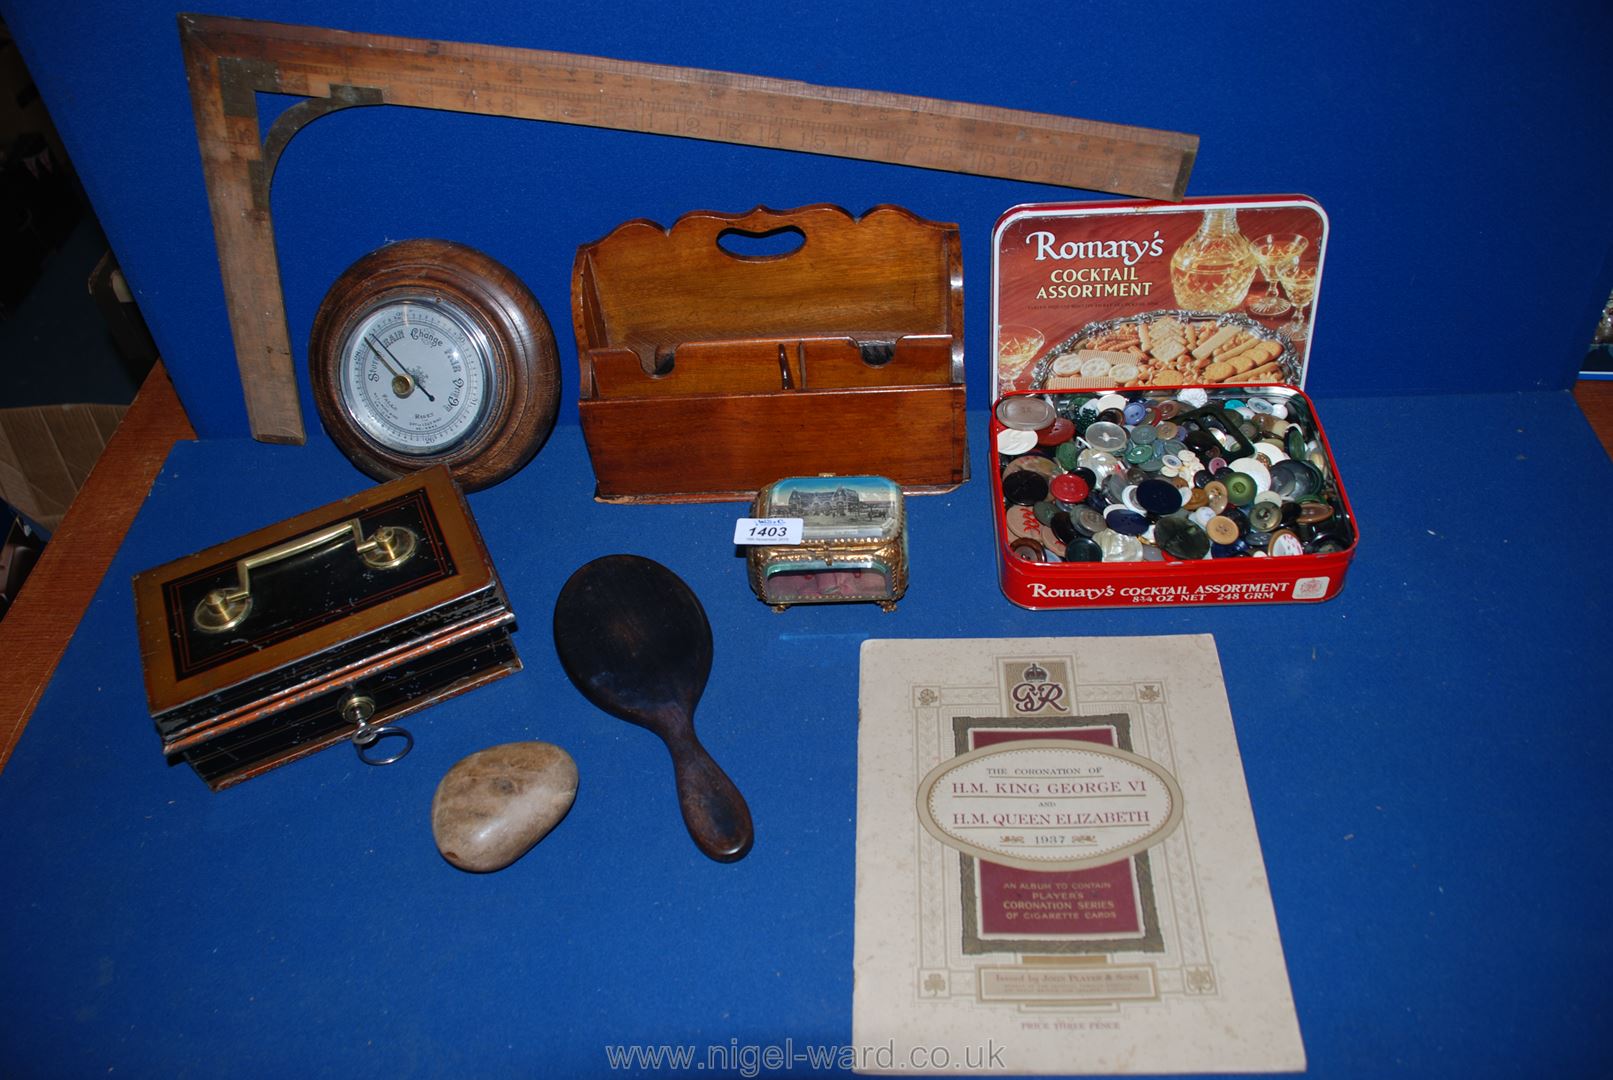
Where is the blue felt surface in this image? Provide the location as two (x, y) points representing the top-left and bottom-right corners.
(2, 0), (1612, 1071)
(2, 0), (1612, 437)
(1, 395), (1610, 1076)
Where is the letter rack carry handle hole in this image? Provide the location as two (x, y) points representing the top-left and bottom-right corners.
(192, 517), (419, 633)
(715, 224), (807, 260)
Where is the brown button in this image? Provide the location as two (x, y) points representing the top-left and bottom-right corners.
(1005, 505), (1045, 542)
(1003, 455), (1061, 481)
(1297, 502), (1334, 524)
(1267, 528), (1305, 556)
(1205, 480), (1229, 513)
(1010, 537), (1046, 561)
(1206, 516), (1240, 544)
(1184, 488), (1209, 511)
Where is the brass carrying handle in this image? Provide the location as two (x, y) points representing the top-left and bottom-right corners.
(193, 518), (418, 633)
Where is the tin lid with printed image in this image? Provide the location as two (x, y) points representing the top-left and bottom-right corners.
(991, 195), (1329, 399)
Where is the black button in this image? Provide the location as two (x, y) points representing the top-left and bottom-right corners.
(1049, 511), (1077, 546)
(1136, 478), (1183, 516)
(1065, 537), (1104, 562)
(1002, 471), (1049, 506)
(1105, 508), (1150, 536)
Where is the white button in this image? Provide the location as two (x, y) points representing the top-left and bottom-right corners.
(1229, 457), (1272, 492)
(996, 428), (1038, 455)
(1093, 393), (1128, 413)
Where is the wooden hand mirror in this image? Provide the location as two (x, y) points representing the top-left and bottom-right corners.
(553, 555), (753, 862)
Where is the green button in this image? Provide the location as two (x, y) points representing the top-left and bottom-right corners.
(1155, 514), (1211, 560)
(1225, 472), (1257, 506)
(1249, 501), (1282, 532)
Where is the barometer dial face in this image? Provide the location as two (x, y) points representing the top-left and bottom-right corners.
(310, 239), (559, 491)
(336, 296), (495, 456)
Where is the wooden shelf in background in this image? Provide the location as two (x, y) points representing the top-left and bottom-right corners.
(0, 362), (194, 772)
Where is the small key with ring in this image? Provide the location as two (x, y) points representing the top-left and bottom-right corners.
(339, 692), (414, 766)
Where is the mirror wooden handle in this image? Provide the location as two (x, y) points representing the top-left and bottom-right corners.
(667, 731), (753, 862)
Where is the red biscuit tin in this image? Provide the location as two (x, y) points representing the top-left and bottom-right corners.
(989, 195), (1354, 608)
(989, 384), (1358, 608)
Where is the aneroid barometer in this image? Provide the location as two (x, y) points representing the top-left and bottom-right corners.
(309, 240), (559, 491)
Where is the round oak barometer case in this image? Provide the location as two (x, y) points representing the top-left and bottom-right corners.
(309, 239), (559, 491)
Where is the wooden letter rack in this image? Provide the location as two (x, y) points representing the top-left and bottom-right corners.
(571, 204), (967, 502)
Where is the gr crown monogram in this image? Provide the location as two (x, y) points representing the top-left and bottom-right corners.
(1009, 661), (1068, 714)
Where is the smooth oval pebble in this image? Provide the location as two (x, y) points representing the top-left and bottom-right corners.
(432, 741), (578, 872)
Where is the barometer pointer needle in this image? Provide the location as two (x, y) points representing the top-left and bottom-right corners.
(365, 335), (435, 402)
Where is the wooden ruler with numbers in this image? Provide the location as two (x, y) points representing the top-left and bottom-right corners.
(181, 14), (1198, 444)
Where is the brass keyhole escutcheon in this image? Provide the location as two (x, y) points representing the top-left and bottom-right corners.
(342, 692), (413, 766)
(340, 693), (377, 726)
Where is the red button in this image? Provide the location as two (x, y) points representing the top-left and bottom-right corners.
(1050, 473), (1090, 503)
(1036, 418), (1075, 446)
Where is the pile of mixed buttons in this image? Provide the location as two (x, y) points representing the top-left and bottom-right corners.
(994, 388), (1353, 563)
